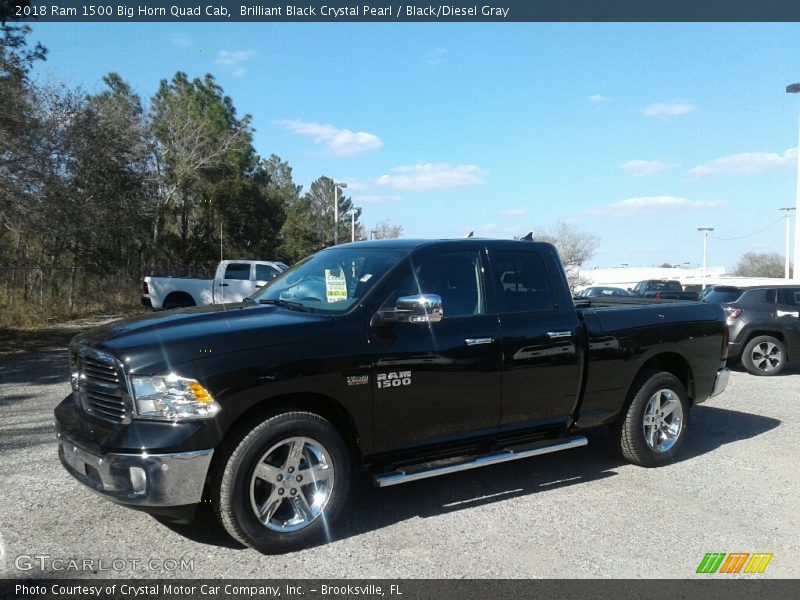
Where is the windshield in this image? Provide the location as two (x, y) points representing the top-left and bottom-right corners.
(249, 247), (404, 314)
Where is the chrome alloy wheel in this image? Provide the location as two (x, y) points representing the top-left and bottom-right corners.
(249, 436), (335, 533)
(751, 341), (783, 373)
(641, 388), (684, 453)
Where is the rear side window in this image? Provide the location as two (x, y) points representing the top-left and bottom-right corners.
(224, 263), (251, 280)
(492, 250), (555, 313)
(742, 288), (777, 305)
(779, 288), (800, 306)
(255, 264), (280, 281)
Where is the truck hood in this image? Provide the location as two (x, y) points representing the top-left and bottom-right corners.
(73, 303), (334, 373)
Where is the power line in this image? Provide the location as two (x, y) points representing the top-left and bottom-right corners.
(709, 216), (785, 241)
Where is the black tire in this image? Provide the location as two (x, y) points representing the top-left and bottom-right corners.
(617, 371), (690, 468)
(741, 335), (786, 376)
(211, 411), (351, 554)
(163, 293), (195, 310)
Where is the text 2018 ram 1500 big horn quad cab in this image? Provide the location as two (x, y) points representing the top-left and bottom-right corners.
(56, 239), (730, 553)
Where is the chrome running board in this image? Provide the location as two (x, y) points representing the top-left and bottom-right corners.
(373, 436), (588, 488)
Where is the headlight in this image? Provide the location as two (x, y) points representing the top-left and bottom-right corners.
(131, 374), (220, 420)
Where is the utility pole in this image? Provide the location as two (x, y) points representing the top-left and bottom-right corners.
(786, 83), (800, 279)
(780, 207), (796, 278)
(697, 227), (714, 289)
(333, 182), (347, 245)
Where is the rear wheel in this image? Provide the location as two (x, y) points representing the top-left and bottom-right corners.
(742, 335), (786, 376)
(212, 411), (350, 554)
(617, 371), (690, 467)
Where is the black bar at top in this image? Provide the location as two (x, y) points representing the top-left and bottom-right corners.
(7, 0), (800, 23)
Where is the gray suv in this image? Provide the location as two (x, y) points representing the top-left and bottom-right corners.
(717, 286), (800, 375)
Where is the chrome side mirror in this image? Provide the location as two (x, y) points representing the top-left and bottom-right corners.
(378, 294), (443, 324)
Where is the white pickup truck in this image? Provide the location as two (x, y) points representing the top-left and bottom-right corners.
(142, 259), (288, 310)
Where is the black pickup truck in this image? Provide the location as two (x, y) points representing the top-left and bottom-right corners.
(56, 239), (730, 553)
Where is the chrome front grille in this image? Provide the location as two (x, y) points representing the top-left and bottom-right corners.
(75, 350), (129, 423)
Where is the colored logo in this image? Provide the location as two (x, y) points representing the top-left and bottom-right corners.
(696, 552), (773, 574)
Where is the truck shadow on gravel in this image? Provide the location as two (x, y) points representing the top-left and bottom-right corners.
(164, 404), (781, 551)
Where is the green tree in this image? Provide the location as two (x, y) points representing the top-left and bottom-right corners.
(279, 176), (361, 262)
(148, 72), (253, 266)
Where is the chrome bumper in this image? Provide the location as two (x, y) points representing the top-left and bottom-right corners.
(57, 432), (213, 507)
(709, 368), (730, 399)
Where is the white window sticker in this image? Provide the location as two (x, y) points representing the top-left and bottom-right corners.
(359, 273), (373, 283)
(325, 269), (348, 303)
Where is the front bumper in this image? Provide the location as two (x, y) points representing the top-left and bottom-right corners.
(709, 367), (730, 399)
(57, 430), (213, 507)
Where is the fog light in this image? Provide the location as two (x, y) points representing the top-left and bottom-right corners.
(129, 467), (147, 495)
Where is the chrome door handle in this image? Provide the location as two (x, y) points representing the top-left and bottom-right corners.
(547, 331), (572, 339)
(465, 337), (494, 346)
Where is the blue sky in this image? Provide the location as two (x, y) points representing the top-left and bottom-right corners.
(28, 22), (800, 270)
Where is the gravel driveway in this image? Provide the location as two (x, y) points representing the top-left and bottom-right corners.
(1, 341), (798, 579)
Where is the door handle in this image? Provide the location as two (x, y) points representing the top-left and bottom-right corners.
(547, 331), (572, 339)
(465, 337), (494, 346)
(220, 283), (229, 287)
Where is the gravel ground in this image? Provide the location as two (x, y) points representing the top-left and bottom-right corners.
(1, 341), (798, 579)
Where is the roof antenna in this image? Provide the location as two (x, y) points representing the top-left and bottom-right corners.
(521, 232), (534, 241)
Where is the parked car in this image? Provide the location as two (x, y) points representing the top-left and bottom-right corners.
(629, 279), (699, 301)
(576, 286), (631, 298)
(722, 285), (800, 375)
(142, 259), (288, 310)
(57, 239), (729, 554)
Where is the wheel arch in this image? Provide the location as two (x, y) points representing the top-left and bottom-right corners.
(629, 352), (695, 405)
(163, 291), (197, 308)
(219, 392), (363, 468)
(741, 330), (788, 358)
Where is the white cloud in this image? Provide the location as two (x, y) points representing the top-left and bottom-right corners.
(482, 223), (498, 232)
(376, 163), (488, 191)
(168, 34), (192, 48)
(277, 120), (383, 157)
(500, 208), (527, 217)
(213, 50), (257, 77)
(689, 147), (798, 176)
(215, 50), (257, 66)
(586, 196), (724, 218)
(642, 101), (697, 118)
(620, 160), (677, 177)
(589, 94), (609, 103)
(425, 48), (448, 67)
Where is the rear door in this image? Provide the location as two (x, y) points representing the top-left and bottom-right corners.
(777, 287), (800, 356)
(489, 245), (582, 428)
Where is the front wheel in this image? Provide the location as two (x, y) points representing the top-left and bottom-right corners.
(212, 411), (351, 554)
(617, 371), (690, 467)
(742, 335), (786, 376)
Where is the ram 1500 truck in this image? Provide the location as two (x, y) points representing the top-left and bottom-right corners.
(56, 239), (730, 554)
(142, 259), (288, 310)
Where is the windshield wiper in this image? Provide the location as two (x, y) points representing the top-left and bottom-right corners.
(258, 299), (313, 312)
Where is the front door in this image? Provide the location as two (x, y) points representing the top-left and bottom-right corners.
(370, 249), (502, 452)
